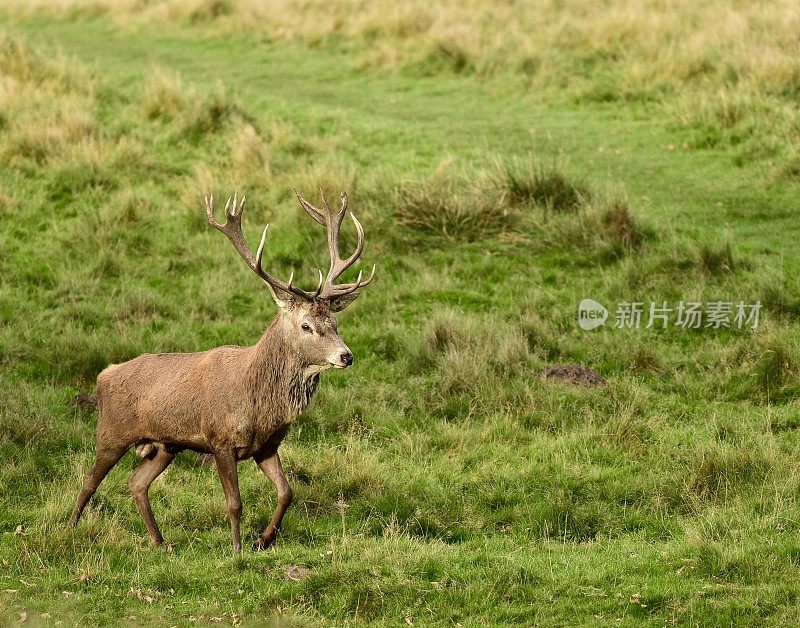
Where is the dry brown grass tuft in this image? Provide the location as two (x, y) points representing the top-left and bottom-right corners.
(492, 155), (589, 213)
(393, 160), (516, 242)
(0, 34), (98, 168)
(139, 67), (191, 121)
(698, 240), (736, 276)
(0, 31), (94, 93)
(416, 312), (531, 380)
(584, 193), (647, 249)
(7, 0), (800, 96)
(388, 157), (651, 256)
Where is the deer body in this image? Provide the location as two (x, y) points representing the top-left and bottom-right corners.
(97, 321), (318, 459)
(71, 190), (374, 553)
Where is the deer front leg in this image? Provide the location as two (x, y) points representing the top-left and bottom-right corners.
(252, 450), (293, 551)
(214, 450), (242, 554)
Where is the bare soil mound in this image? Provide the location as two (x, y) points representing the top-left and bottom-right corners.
(73, 393), (98, 411)
(540, 364), (606, 387)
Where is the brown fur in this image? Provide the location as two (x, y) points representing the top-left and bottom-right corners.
(71, 301), (352, 553)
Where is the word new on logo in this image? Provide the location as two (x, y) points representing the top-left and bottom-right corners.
(578, 299), (609, 331)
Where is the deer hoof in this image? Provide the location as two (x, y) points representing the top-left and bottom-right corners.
(253, 531), (277, 551)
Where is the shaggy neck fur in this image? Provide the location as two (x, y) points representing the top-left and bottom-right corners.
(248, 316), (320, 421)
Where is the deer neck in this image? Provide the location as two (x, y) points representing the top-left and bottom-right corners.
(249, 317), (320, 419)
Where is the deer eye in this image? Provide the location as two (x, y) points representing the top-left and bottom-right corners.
(301, 323), (312, 333)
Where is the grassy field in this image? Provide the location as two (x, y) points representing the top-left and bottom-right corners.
(1, 2), (800, 625)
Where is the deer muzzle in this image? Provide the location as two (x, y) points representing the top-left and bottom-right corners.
(329, 349), (354, 368)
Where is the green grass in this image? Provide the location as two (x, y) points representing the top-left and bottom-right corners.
(1, 9), (800, 626)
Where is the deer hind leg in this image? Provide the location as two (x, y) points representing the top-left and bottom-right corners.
(71, 442), (129, 526)
(214, 450), (242, 554)
(253, 450), (293, 551)
(128, 445), (175, 547)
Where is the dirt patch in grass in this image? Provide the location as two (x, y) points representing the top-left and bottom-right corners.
(540, 364), (606, 387)
(72, 392), (97, 411)
(283, 565), (312, 581)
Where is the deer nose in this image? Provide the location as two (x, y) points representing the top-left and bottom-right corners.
(341, 352), (354, 367)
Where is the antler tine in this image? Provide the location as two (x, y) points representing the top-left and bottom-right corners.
(323, 263), (376, 297)
(205, 193), (215, 223)
(255, 223), (270, 272)
(207, 191), (316, 301)
(341, 211), (365, 271)
(293, 188), (326, 226)
(319, 186), (332, 215)
(313, 268), (324, 297)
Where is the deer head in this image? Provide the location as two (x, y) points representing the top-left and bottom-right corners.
(205, 189), (375, 370)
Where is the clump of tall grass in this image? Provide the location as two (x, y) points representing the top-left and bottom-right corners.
(0, 31), (94, 94)
(697, 240), (736, 276)
(1, 104), (98, 168)
(583, 192), (648, 249)
(518, 191), (650, 261)
(671, 90), (800, 179)
(0, 35), (98, 168)
(725, 327), (800, 404)
(777, 147), (800, 181)
(492, 156), (589, 213)
(0, 189), (13, 217)
(518, 310), (562, 362)
(414, 311), (531, 377)
(686, 443), (773, 502)
(411, 311), (535, 420)
(601, 403), (656, 456)
(393, 162), (514, 242)
(628, 342), (664, 374)
(139, 70), (246, 140)
(751, 339), (799, 404)
(289, 443), (389, 511)
(413, 40), (475, 76)
(230, 122), (270, 178)
(181, 86), (245, 140)
(759, 271), (800, 321)
(139, 67), (191, 121)
(188, 0), (235, 23)
(391, 157), (650, 257)
(46, 153), (117, 208)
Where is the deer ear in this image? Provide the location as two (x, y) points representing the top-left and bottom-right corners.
(328, 292), (359, 312)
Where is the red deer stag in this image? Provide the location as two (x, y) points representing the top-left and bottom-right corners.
(70, 189), (375, 553)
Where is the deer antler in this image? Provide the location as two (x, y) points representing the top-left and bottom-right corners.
(294, 188), (376, 298)
(206, 192), (324, 300)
